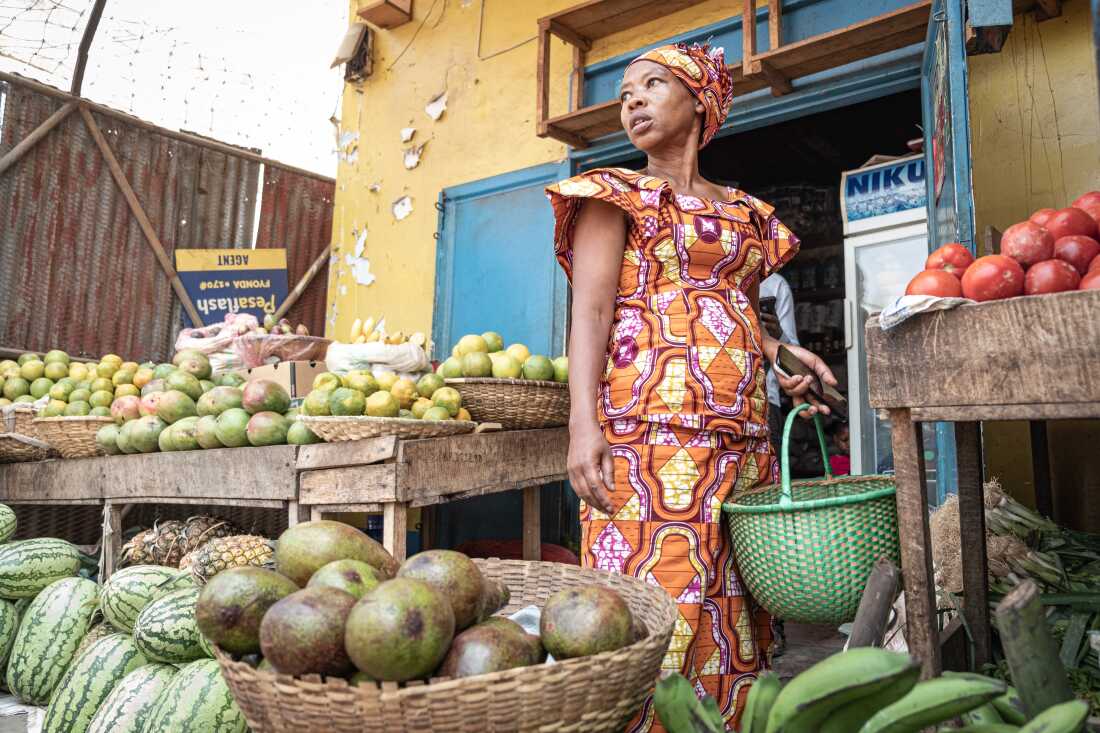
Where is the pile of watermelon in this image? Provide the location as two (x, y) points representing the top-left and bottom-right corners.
(0, 503), (247, 732)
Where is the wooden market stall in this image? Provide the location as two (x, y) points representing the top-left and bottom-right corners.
(865, 289), (1100, 676)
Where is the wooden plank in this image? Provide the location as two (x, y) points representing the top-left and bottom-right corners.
(272, 245), (330, 322)
(102, 502), (123, 579)
(0, 102), (76, 177)
(79, 105), (204, 327)
(890, 410), (940, 677)
(522, 486), (541, 561)
(295, 436), (397, 470)
(407, 475), (562, 508)
(383, 502), (407, 562)
(287, 501), (311, 527)
(570, 45), (585, 113)
(540, 0), (708, 42)
(910, 403), (1100, 422)
(867, 291), (1100, 409)
(939, 616), (969, 672)
(983, 224), (1003, 256)
(1030, 421), (1053, 518)
(107, 497), (286, 508)
(955, 422), (992, 668)
(756, 59), (793, 96)
(306, 503), (383, 514)
(398, 428), (567, 505)
(848, 557), (900, 649)
(768, 0), (781, 49)
(742, 0), (757, 74)
(299, 464), (399, 505)
(0, 459), (105, 502)
(0, 498), (102, 506)
(536, 26), (550, 137)
(546, 19), (591, 51)
(996, 580), (1075, 717)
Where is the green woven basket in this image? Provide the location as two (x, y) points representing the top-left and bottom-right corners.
(723, 404), (900, 625)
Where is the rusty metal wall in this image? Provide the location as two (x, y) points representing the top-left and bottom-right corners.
(0, 80), (261, 362)
(255, 166), (333, 337)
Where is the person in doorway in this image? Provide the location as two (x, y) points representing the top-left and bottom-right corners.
(545, 43), (836, 732)
(829, 421), (851, 476)
(760, 272), (799, 456)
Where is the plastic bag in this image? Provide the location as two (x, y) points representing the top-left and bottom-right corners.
(233, 333), (333, 369)
(174, 314), (259, 375)
(325, 342), (431, 380)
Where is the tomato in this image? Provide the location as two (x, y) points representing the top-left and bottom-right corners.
(1000, 221), (1054, 267)
(1076, 201), (1100, 232)
(1045, 207), (1099, 241)
(925, 243), (974, 278)
(1053, 235), (1100, 275)
(1029, 208), (1058, 228)
(1072, 191), (1100, 210)
(1080, 271), (1100, 290)
(1024, 259), (1080, 295)
(905, 269), (963, 297)
(1089, 255), (1100, 274)
(960, 255), (1025, 301)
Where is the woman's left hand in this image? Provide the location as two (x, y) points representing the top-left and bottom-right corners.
(773, 343), (838, 418)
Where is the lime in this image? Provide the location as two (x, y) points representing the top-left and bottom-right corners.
(303, 389), (333, 416)
(112, 369), (135, 386)
(375, 372), (399, 391)
(19, 360), (44, 381)
(416, 373), (444, 399)
(439, 357), (463, 379)
(30, 378), (55, 400)
(120, 361), (140, 373)
(89, 406), (111, 418)
(461, 353), (492, 378)
(0, 365), (19, 380)
(67, 362), (89, 381)
(365, 390), (399, 418)
(16, 353), (36, 366)
(89, 390), (114, 408)
(101, 354), (123, 367)
(96, 362), (118, 379)
(344, 370), (379, 396)
(0, 360), (16, 374)
(2, 378), (29, 401)
(390, 378), (418, 409)
(398, 409), (415, 419)
(42, 399), (67, 417)
(431, 387), (462, 417)
(69, 388), (92, 404)
(491, 353), (522, 379)
(506, 344), (531, 364)
(43, 361), (69, 381)
(329, 387), (366, 416)
(12, 395), (34, 405)
(455, 334), (488, 357)
(422, 406), (452, 421)
(90, 377), (114, 394)
(313, 372), (342, 392)
(411, 397), (434, 419)
(43, 349), (69, 366)
(114, 384), (140, 399)
(481, 331), (504, 353)
(552, 356), (569, 383)
(64, 400), (91, 416)
(522, 355), (555, 381)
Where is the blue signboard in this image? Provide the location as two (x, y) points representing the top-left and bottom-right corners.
(841, 156), (928, 222)
(175, 249), (289, 328)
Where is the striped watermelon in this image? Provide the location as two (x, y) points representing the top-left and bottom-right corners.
(133, 588), (206, 664)
(7, 577), (98, 704)
(42, 633), (147, 733)
(87, 663), (176, 733)
(0, 505), (15, 544)
(0, 538), (81, 599)
(0, 600), (18, 668)
(141, 658), (246, 733)
(101, 565), (184, 633)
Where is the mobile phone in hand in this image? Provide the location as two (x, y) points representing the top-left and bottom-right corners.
(774, 344), (848, 418)
(759, 296), (777, 317)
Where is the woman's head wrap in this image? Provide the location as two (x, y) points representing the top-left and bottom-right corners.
(627, 43), (734, 148)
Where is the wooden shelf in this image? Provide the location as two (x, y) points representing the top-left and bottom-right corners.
(543, 0), (710, 46)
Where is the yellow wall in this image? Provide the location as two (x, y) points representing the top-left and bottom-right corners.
(967, 0), (1100, 518)
(327, 0), (742, 346)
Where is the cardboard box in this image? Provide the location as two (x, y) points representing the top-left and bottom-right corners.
(243, 360), (327, 400)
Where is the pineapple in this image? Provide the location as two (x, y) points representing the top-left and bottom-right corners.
(178, 515), (241, 555)
(185, 534), (275, 585)
(119, 515), (242, 568)
(75, 620), (118, 659)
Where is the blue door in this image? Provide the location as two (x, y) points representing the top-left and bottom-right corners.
(431, 160), (575, 553)
(922, 0), (975, 502)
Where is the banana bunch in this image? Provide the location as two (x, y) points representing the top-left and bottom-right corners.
(347, 316), (427, 348)
(653, 673), (724, 733)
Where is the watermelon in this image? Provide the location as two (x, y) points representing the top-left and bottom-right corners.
(87, 663), (176, 733)
(101, 565), (184, 633)
(41, 634), (147, 733)
(7, 577), (98, 704)
(0, 504), (16, 543)
(0, 538), (81, 598)
(141, 658), (246, 733)
(0, 599), (18, 668)
(133, 588), (206, 664)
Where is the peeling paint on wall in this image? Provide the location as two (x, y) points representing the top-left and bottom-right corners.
(425, 91), (448, 121)
(392, 195), (413, 220)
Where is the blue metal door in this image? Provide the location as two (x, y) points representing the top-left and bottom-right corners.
(922, 0), (976, 502)
(431, 160), (574, 552)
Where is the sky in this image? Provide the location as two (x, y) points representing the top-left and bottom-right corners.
(0, 0), (348, 176)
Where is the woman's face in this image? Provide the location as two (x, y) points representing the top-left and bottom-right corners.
(619, 60), (703, 152)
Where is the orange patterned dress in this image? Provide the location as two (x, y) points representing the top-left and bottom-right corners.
(546, 167), (798, 732)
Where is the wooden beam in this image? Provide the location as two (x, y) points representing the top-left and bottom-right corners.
(272, 245), (330, 322)
(753, 59), (793, 95)
(70, 0), (106, 96)
(1034, 0), (1061, 20)
(1029, 421), (1053, 518)
(0, 102), (76, 177)
(848, 557), (900, 649)
(523, 485), (541, 561)
(536, 25), (551, 138)
(742, 0), (757, 73)
(383, 502), (407, 561)
(768, 0), (781, 49)
(298, 464), (400, 505)
(956, 422), (992, 668)
(570, 45), (585, 112)
(295, 436), (397, 471)
(909, 403), (1100, 422)
(546, 19), (592, 51)
(79, 105), (205, 327)
(545, 123), (591, 150)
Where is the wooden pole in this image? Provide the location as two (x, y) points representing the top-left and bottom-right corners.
(848, 557), (900, 649)
(995, 580), (1074, 718)
(0, 102), (76, 177)
(70, 0), (107, 96)
(742, 0), (757, 73)
(768, 0), (782, 49)
(956, 421), (992, 668)
(272, 245), (331, 322)
(79, 105), (205, 327)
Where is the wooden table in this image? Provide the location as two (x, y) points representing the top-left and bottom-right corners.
(865, 290), (1100, 677)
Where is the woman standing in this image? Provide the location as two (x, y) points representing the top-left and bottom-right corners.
(545, 44), (836, 732)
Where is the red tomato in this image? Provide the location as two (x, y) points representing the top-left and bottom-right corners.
(1089, 255), (1100, 274)
(1076, 201), (1100, 232)
(1045, 207), (1099, 241)
(925, 243), (974, 279)
(1029, 208), (1058, 228)
(1000, 221), (1054, 268)
(1053, 235), (1100, 275)
(1024, 259), (1080, 295)
(961, 255), (1025, 301)
(1081, 271), (1100, 290)
(905, 269), (963, 297)
(1071, 191), (1100, 210)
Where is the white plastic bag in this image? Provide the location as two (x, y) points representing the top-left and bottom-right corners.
(325, 342), (431, 380)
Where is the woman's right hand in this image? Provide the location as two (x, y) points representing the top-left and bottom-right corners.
(567, 421), (615, 515)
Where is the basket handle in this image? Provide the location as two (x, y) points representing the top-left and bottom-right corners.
(778, 404), (834, 507)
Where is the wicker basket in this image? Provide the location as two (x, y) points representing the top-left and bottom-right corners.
(298, 416), (477, 441)
(1, 404), (37, 435)
(444, 378), (568, 430)
(32, 416), (113, 459)
(0, 405), (55, 462)
(723, 405), (900, 625)
(216, 559), (677, 733)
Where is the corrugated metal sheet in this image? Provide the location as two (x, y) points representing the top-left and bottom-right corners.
(255, 166), (334, 336)
(0, 80), (260, 361)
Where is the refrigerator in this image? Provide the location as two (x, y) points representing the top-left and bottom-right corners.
(840, 154), (940, 489)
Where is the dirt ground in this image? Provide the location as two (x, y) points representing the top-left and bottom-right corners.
(772, 623), (847, 680)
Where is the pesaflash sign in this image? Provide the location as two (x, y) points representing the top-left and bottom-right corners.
(175, 249), (289, 327)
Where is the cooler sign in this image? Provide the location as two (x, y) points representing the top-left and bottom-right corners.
(175, 248), (289, 328)
(842, 157), (927, 222)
